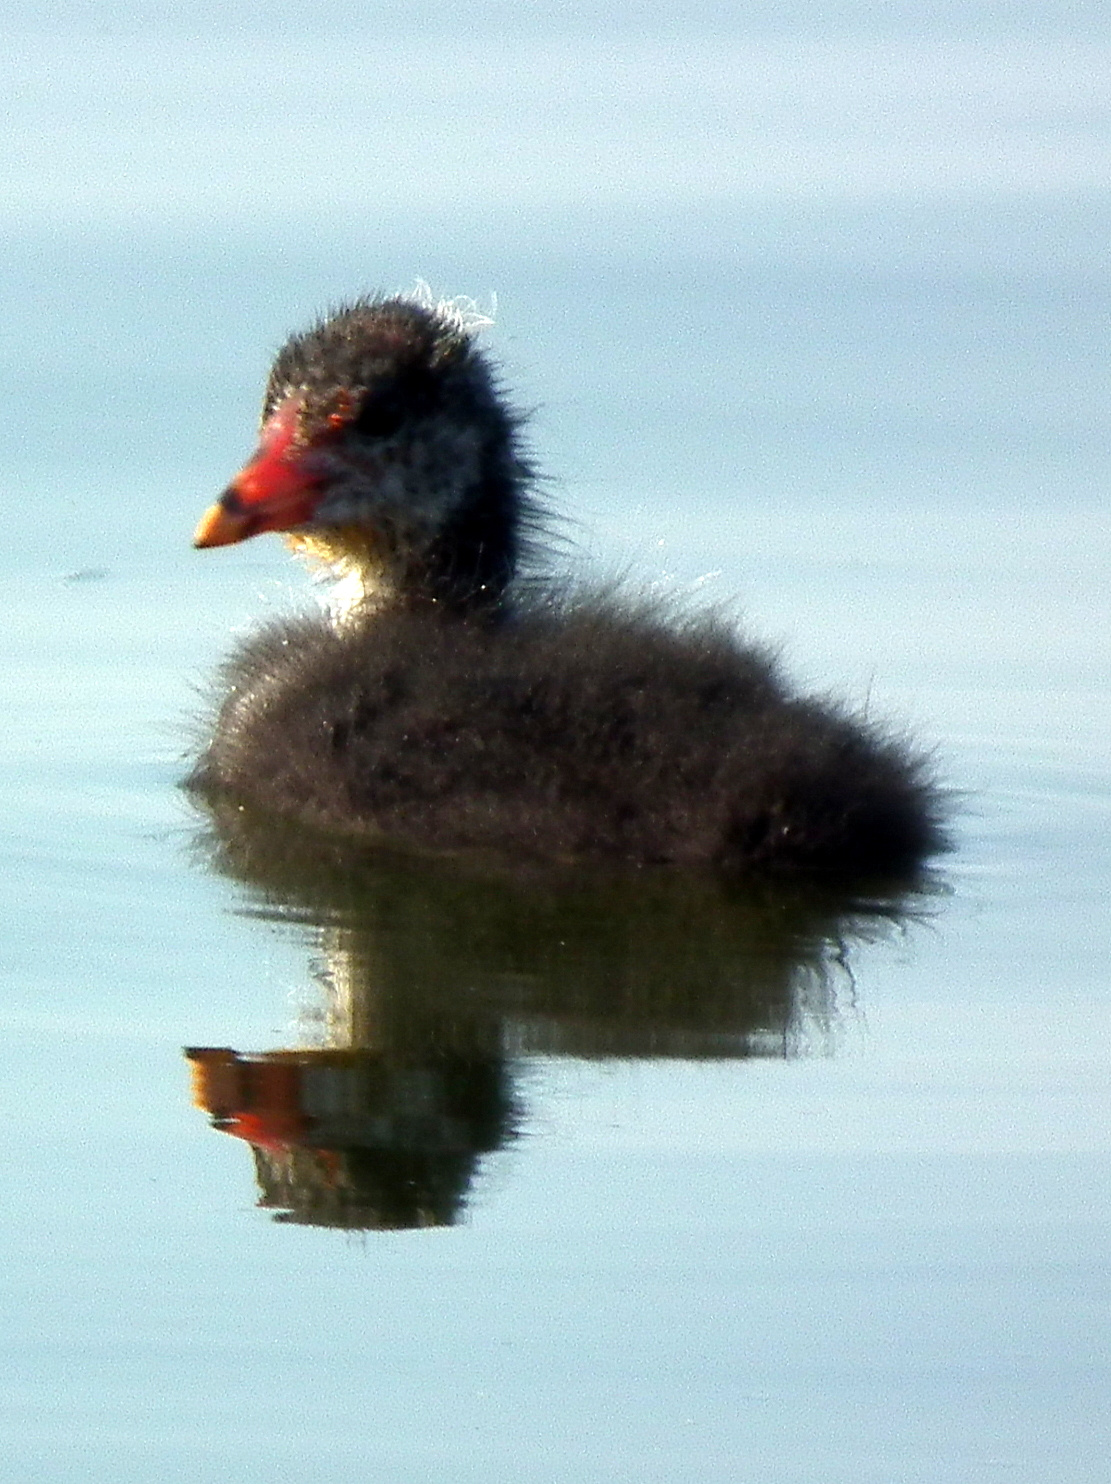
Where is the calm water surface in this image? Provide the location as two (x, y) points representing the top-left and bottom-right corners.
(1, 7), (1109, 1481)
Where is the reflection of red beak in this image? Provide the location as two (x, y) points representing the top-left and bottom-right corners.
(186, 1048), (310, 1150)
(193, 395), (323, 548)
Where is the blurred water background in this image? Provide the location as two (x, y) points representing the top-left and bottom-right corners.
(1, 3), (1108, 1481)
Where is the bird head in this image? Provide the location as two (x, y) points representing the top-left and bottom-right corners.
(194, 295), (526, 612)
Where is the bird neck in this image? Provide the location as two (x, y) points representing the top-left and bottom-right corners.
(284, 464), (525, 621)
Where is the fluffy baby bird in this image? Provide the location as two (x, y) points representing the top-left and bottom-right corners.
(190, 293), (944, 878)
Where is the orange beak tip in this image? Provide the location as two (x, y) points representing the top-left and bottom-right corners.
(193, 501), (249, 549)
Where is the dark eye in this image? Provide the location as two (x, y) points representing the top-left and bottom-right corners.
(355, 368), (438, 439)
(354, 391), (407, 439)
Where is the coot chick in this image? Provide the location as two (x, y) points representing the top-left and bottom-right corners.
(190, 293), (944, 878)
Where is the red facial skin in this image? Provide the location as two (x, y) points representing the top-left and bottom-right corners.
(194, 395), (329, 548)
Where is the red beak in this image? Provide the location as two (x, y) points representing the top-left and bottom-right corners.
(194, 395), (323, 549)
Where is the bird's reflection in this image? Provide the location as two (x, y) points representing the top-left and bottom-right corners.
(187, 799), (933, 1230)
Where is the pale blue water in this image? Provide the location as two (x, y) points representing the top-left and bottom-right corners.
(1, 6), (1109, 1481)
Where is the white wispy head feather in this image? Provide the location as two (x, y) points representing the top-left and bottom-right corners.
(407, 278), (497, 335)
